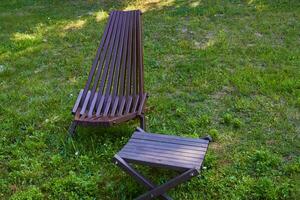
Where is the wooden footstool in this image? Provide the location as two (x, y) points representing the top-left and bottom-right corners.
(113, 127), (212, 200)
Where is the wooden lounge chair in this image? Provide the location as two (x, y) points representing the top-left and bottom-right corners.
(69, 10), (147, 135)
(113, 128), (212, 200)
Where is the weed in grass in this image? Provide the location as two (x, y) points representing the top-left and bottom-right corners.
(208, 128), (219, 140)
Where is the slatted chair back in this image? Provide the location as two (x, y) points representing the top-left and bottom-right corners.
(78, 10), (144, 117)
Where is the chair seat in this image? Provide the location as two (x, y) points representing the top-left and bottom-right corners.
(72, 89), (147, 125)
(117, 131), (209, 171)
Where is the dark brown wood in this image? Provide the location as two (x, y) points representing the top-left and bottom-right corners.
(117, 96), (126, 116)
(111, 12), (128, 99)
(128, 139), (208, 152)
(117, 132), (209, 171)
(132, 132), (210, 146)
(110, 96), (119, 116)
(80, 11), (115, 108)
(139, 114), (146, 130)
(125, 11), (133, 97)
(114, 130), (211, 199)
(137, 93), (147, 115)
(133, 131), (209, 144)
(88, 12), (117, 106)
(72, 89), (83, 114)
(124, 96), (133, 114)
(80, 91), (91, 115)
(124, 142), (206, 156)
(97, 12), (121, 97)
(136, 10), (144, 96)
(70, 10), (147, 133)
(131, 11), (137, 95)
(113, 155), (172, 200)
(136, 126), (145, 133)
(95, 95), (105, 117)
(103, 95), (112, 116)
(135, 169), (198, 200)
(87, 91), (99, 117)
(119, 152), (201, 170)
(131, 95), (140, 112)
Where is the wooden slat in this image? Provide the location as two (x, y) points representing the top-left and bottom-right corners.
(119, 152), (197, 170)
(133, 132), (209, 144)
(124, 142), (207, 156)
(125, 11), (134, 96)
(118, 12), (132, 96)
(104, 12), (127, 96)
(135, 12), (140, 96)
(131, 11), (137, 95)
(122, 145), (206, 158)
(130, 137), (208, 149)
(111, 12), (130, 98)
(88, 12), (118, 107)
(103, 95), (112, 116)
(124, 96), (133, 114)
(80, 91), (91, 115)
(72, 89), (83, 114)
(131, 95), (139, 112)
(119, 151), (200, 166)
(80, 11), (117, 108)
(123, 156), (196, 171)
(97, 12), (122, 96)
(87, 92), (98, 117)
(110, 96), (119, 117)
(120, 152), (202, 168)
(95, 95), (105, 117)
(117, 96), (126, 116)
(121, 147), (204, 162)
(137, 93), (147, 115)
(132, 132), (209, 146)
(136, 10), (144, 95)
(128, 139), (208, 152)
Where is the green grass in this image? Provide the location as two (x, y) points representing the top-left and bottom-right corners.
(1, 0), (299, 199)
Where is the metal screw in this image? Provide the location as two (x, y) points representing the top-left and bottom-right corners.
(150, 194), (154, 198)
(115, 161), (118, 165)
(190, 172), (194, 176)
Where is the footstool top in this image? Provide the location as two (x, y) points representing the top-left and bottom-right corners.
(117, 131), (210, 171)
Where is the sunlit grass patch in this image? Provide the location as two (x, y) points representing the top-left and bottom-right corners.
(63, 19), (87, 31)
(94, 10), (109, 22)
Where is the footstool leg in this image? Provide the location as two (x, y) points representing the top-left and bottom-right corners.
(113, 155), (172, 200)
(135, 169), (198, 200)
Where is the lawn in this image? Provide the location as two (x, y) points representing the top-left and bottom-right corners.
(0, 0), (299, 199)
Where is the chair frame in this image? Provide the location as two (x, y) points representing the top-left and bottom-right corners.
(69, 10), (147, 135)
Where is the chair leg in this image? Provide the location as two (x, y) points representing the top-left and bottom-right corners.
(113, 155), (172, 200)
(68, 121), (78, 137)
(139, 114), (146, 131)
